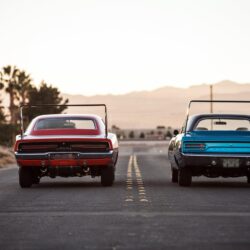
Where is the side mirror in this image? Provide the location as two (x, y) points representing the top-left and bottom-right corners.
(173, 129), (179, 136)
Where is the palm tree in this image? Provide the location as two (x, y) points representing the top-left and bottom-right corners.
(1, 65), (20, 124)
(17, 70), (32, 105)
(0, 65), (20, 145)
(0, 71), (6, 123)
(0, 72), (4, 90)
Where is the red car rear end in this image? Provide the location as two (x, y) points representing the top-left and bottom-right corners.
(14, 106), (118, 188)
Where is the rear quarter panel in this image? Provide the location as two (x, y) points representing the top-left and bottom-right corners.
(168, 134), (183, 168)
(108, 133), (119, 150)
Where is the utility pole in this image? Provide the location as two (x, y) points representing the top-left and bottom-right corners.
(210, 84), (213, 113)
(210, 84), (213, 130)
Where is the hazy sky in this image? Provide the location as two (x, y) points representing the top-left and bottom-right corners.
(0, 0), (250, 95)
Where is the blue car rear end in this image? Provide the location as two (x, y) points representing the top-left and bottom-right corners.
(181, 131), (250, 178)
(168, 103), (250, 186)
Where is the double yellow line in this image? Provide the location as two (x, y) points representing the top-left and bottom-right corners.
(125, 155), (148, 203)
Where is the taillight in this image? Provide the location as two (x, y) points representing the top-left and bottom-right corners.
(19, 144), (57, 152)
(71, 144), (108, 149)
(71, 143), (109, 152)
(183, 143), (206, 152)
(18, 141), (110, 153)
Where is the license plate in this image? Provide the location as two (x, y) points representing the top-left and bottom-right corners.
(50, 153), (76, 160)
(222, 159), (240, 168)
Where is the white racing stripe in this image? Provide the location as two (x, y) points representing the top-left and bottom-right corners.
(125, 155), (149, 203)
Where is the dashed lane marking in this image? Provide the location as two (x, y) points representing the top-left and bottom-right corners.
(133, 155), (148, 202)
(125, 155), (134, 202)
(125, 155), (149, 203)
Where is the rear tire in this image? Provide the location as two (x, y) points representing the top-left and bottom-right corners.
(247, 174), (250, 184)
(101, 165), (115, 187)
(171, 168), (178, 183)
(178, 168), (192, 187)
(19, 167), (33, 188)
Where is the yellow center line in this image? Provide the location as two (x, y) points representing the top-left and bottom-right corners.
(125, 155), (134, 202)
(125, 154), (149, 203)
(133, 155), (149, 203)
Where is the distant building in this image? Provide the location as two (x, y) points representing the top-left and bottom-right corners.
(111, 125), (173, 140)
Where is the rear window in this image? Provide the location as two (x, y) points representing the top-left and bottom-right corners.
(194, 118), (250, 131)
(34, 118), (96, 130)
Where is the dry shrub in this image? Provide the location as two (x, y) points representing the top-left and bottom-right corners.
(0, 146), (16, 168)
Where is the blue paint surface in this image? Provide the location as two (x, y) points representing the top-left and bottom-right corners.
(182, 131), (250, 154)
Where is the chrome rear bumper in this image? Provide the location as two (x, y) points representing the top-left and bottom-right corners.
(15, 151), (114, 160)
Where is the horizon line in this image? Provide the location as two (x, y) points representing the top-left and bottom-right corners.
(62, 80), (250, 97)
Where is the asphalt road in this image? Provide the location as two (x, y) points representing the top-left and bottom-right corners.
(0, 141), (250, 250)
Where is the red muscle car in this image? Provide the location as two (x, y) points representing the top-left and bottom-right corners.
(14, 104), (119, 188)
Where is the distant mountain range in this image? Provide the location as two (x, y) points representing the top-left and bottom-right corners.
(62, 80), (250, 129)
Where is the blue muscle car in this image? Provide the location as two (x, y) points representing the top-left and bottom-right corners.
(168, 100), (250, 186)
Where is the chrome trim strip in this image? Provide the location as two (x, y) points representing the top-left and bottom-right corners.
(15, 151), (114, 160)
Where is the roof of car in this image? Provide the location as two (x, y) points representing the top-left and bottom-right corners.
(34, 114), (103, 120)
(187, 113), (250, 132)
(23, 113), (106, 136)
(190, 113), (250, 119)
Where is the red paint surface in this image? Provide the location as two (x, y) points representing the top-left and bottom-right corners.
(31, 129), (100, 136)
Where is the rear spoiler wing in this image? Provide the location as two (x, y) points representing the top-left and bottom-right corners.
(20, 104), (108, 138)
(184, 100), (250, 134)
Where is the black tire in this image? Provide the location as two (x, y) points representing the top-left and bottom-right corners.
(178, 168), (192, 187)
(247, 174), (250, 184)
(19, 167), (33, 188)
(31, 168), (41, 184)
(171, 168), (178, 183)
(101, 165), (115, 187)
